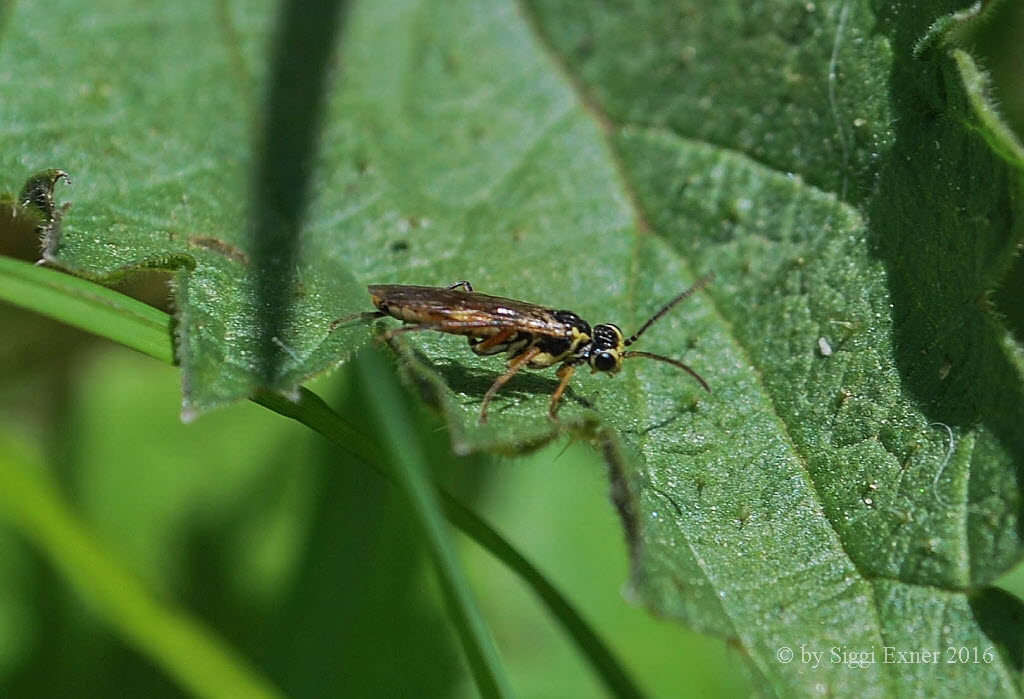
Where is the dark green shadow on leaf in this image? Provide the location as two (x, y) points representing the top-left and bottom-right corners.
(251, 0), (349, 386)
(970, 587), (1024, 675)
(868, 4), (1024, 586)
(994, 254), (1024, 347)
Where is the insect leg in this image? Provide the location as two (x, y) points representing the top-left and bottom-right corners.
(547, 363), (576, 420)
(446, 280), (474, 292)
(330, 311), (386, 332)
(471, 327), (518, 353)
(479, 346), (541, 424)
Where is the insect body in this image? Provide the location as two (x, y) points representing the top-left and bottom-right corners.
(364, 274), (714, 423)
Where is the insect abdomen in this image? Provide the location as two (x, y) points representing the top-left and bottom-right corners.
(469, 332), (533, 356)
(370, 291), (456, 326)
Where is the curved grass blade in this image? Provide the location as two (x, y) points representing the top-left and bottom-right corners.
(358, 349), (512, 697)
(0, 256), (173, 365)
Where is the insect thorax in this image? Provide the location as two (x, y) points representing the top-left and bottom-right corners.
(465, 310), (593, 369)
(527, 311), (592, 368)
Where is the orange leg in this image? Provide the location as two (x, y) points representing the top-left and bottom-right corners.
(479, 346), (541, 424)
(548, 363), (576, 420)
(471, 327), (517, 353)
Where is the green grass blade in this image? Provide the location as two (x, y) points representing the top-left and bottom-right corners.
(262, 385), (644, 698)
(0, 256), (173, 364)
(0, 430), (283, 699)
(441, 501), (644, 699)
(253, 386), (387, 471)
(262, 385), (645, 699)
(357, 349), (512, 698)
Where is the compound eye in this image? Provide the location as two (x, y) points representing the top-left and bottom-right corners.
(593, 351), (618, 372)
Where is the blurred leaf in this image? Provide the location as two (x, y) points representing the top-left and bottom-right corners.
(260, 371), (465, 697)
(0, 429), (283, 699)
(0, 527), (34, 680)
(67, 350), (466, 698)
(69, 352), (306, 595)
(4, 0), (1024, 695)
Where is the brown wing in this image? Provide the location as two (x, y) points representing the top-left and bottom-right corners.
(367, 284), (569, 336)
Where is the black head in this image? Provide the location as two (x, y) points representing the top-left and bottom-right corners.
(588, 323), (624, 373)
(587, 273), (715, 392)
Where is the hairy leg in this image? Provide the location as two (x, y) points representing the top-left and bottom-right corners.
(547, 363), (576, 420)
(479, 346), (541, 423)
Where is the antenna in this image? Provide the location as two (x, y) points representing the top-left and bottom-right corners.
(622, 351), (710, 392)
(625, 271), (715, 346)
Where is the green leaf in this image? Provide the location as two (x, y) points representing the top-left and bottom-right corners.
(5, 0), (1024, 695)
(516, 0), (1024, 693)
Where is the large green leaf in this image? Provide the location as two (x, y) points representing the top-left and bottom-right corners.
(5, 0), (1024, 693)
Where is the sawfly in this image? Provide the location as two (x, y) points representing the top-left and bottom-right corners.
(346, 273), (714, 423)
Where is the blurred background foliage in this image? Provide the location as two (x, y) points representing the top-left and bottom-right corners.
(1, 1), (1023, 697)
